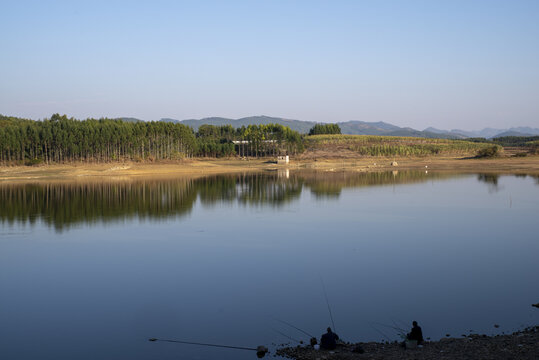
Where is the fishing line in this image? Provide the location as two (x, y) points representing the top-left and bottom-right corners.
(271, 317), (315, 338)
(390, 319), (407, 335)
(271, 328), (302, 344)
(320, 276), (336, 333)
(372, 321), (405, 333)
(394, 318), (410, 331)
(368, 323), (392, 342)
(391, 319), (405, 330)
(370, 321), (409, 341)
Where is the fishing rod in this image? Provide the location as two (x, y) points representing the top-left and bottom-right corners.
(391, 319), (408, 334)
(368, 323), (392, 342)
(391, 319), (405, 330)
(320, 276), (337, 333)
(272, 317), (315, 339)
(395, 318), (411, 332)
(148, 338), (268, 357)
(372, 321), (406, 334)
(271, 328), (302, 344)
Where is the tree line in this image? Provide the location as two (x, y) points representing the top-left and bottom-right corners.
(0, 114), (305, 164)
(195, 123), (304, 158)
(308, 123), (341, 135)
(467, 135), (539, 147)
(466, 135), (539, 155)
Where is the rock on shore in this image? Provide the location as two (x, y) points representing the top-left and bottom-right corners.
(276, 326), (539, 360)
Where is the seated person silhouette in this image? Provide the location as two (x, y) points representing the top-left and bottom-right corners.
(407, 321), (424, 345)
(320, 327), (339, 350)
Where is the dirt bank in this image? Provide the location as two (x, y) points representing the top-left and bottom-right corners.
(276, 326), (539, 360)
(1, 156), (539, 182)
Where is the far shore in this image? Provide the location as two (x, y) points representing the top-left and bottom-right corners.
(1, 156), (539, 182)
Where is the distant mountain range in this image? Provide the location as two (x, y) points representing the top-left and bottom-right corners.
(120, 116), (539, 139)
(424, 126), (539, 139)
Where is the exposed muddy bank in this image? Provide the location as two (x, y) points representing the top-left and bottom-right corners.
(1, 156), (539, 182)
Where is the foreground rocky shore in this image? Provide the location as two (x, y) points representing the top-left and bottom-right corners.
(276, 326), (539, 360)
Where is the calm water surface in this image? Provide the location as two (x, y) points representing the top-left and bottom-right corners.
(1, 171), (538, 359)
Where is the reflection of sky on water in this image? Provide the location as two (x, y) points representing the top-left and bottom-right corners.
(0, 173), (538, 360)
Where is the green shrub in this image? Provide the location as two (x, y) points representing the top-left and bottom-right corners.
(24, 158), (43, 166)
(476, 145), (502, 158)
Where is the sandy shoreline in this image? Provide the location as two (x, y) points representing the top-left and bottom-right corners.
(1, 156), (539, 182)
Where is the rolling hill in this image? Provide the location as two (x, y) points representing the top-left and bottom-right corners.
(160, 116), (464, 139)
(115, 115), (539, 139)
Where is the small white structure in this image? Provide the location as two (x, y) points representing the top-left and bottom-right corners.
(277, 155), (289, 164)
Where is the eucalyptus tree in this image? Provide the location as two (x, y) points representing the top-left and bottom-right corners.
(0, 115), (303, 164)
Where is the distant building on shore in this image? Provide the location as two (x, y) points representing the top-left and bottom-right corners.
(277, 155), (289, 164)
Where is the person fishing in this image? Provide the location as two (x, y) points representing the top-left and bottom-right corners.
(406, 321), (424, 345)
(320, 327), (339, 350)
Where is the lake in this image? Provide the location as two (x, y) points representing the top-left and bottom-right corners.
(1, 170), (538, 359)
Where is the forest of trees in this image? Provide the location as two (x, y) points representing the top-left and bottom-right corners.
(0, 114), (304, 164)
(466, 135), (539, 155)
(308, 123), (341, 135)
(196, 123), (304, 158)
(467, 135), (539, 147)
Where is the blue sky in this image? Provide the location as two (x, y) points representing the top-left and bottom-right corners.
(1, 0), (538, 130)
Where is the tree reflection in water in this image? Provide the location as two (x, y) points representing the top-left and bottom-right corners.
(1, 170), (523, 231)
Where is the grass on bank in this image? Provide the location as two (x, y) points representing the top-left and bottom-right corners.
(305, 134), (503, 157)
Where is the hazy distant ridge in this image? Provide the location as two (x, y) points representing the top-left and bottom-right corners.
(160, 116), (463, 139)
(124, 115), (539, 139)
(163, 116), (315, 134)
